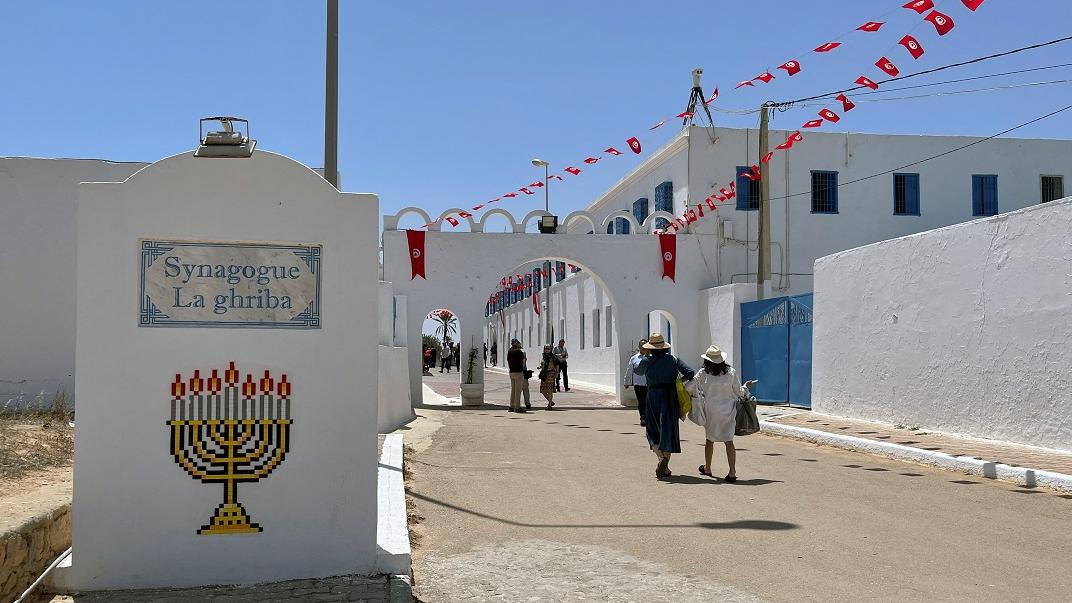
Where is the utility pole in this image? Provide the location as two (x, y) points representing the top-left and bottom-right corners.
(757, 103), (771, 300)
(324, 0), (339, 189)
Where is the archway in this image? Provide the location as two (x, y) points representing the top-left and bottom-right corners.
(420, 308), (469, 403)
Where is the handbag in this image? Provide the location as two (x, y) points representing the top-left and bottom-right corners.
(523, 369), (533, 379)
(735, 394), (761, 436)
(675, 377), (692, 421)
(686, 375), (706, 426)
(538, 368), (547, 381)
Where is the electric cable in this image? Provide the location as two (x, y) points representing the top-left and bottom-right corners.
(775, 103), (1072, 201)
(790, 79), (1072, 107)
(773, 35), (1072, 107)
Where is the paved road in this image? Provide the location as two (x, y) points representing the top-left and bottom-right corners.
(407, 373), (1072, 602)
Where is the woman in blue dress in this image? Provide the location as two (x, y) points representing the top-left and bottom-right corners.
(639, 333), (695, 478)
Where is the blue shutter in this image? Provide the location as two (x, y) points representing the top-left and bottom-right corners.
(606, 222), (614, 234)
(736, 167), (750, 210)
(984, 175), (998, 215)
(632, 198), (649, 225)
(906, 174), (920, 215)
(615, 217), (630, 234)
(655, 181), (673, 213)
(972, 175), (983, 215)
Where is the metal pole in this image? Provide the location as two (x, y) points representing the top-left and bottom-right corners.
(544, 164), (550, 213)
(324, 0), (339, 188)
(757, 103), (771, 300)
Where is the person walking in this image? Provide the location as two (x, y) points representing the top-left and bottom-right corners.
(491, 341), (498, 366)
(538, 344), (559, 409)
(552, 339), (570, 392)
(483, 342), (488, 368)
(686, 345), (756, 482)
(623, 339), (649, 426)
(639, 333), (695, 479)
(440, 340), (453, 373)
(506, 339), (529, 413)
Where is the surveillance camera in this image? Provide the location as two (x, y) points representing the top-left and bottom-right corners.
(692, 67), (703, 87)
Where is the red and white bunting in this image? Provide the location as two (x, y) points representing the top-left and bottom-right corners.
(565, 166), (581, 175)
(855, 75), (879, 90)
(875, 57), (900, 77)
(903, 0), (934, 14)
(802, 119), (824, 129)
(899, 35), (925, 59)
(857, 21), (884, 32)
(814, 42), (841, 53)
(961, 0), (985, 12)
(778, 60), (801, 76)
(925, 10), (955, 35)
(605, 147), (623, 156)
(754, 71), (775, 83)
(583, 156), (600, 164)
(627, 137), (642, 154)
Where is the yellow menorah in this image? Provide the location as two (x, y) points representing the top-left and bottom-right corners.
(168, 362), (292, 535)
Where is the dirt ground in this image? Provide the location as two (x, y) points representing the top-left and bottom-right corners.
(0, 415), (74, 483)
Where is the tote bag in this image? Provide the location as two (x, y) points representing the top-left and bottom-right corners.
(676, 378), (692, 421)
(686, 375), (706, 426)
(735, 395), (761, 436)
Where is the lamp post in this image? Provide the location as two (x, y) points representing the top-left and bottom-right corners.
(532, 159), (550, 213)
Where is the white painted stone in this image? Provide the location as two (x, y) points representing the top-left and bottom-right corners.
(376, 434), (410, 576)
(812, 197), (1072, 451)
(71, 150), (380, 589)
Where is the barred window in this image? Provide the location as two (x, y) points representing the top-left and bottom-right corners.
(972, 175), (998, 216)
(894, 173), (920, 215)
(735, 166), (760, 210)
(1041, 175), (1064, 203)
(811, 171), (838, 214)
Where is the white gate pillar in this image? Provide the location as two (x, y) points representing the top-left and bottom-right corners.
(615, 309), (649, 408)
(456, 307), (486, 405)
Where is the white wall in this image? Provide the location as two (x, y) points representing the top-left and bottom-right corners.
(0, 158), (144, 408)
(378, 345), (413, 432)
(700, 283), (756, 371)
(71, 150), (380, 589)
(813, 197), (1072, 451)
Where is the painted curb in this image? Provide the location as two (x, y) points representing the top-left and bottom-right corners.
(759, 420), (1072, 493)
(376, 433), (412, 576)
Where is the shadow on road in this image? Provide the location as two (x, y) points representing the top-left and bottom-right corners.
(407, 490), (799, 531)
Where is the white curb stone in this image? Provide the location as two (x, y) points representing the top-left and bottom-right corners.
(377, 433), (411, 576)
(759, 420), (1072, 493)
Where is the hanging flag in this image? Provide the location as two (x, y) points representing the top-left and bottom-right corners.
(519, 188), (534, 195)
(762, 151), (774, 162)
(627, 137), (642, 154)
(961, 0), (984, 11)
(697, 204), (705, 219)
(836, 93), (856, 112)
(903, 0), (934, 14)
(472, 204), (485, 211)
(458, 211), (473, 218)
(649, 120), (666, 130)
(778, 60), (801, 76)
(775, 135), (795, 151)
(548, 174), (564, 181)
(532, 290), (540, 316)
(529, 181), (545, 188)
(899, 35), (925, 59)
(924, 10), (955, 35)
(802, 119), (824, 129)
(742, 169), (759, 181)
(856, 75), (879, 90)
(857, 21), (884, 32)
(705, 197), (717, 210)
(704, 87), (719, 104)
(445, 216), (460, 227)
(819, 109), (841, 123)
(605, 147), (623, 156)
(735, 80), (755, 89)
(814, 42), (842, 53)
(583, 157), (600, 164)
(875, 57), (900, 77)
(677, 111), (695, 118)
(503, 192), (518, 198)
(721, 187), (734, 199)
(685, 208), (697, 223)
(565, 166), (582, 175)
(501, 277), (507, 288)
(406, 229), (426, 280)
(754, 72), (775, 83)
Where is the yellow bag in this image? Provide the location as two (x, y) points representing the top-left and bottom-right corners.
(676, 377), (692, 421)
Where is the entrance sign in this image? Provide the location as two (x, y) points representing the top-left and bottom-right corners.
(139, 239), (322, 328)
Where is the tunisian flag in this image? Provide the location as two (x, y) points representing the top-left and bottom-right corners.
(659, 234), (677, 282)
(532, 291), (541, 315)
(406, 229), (426, 280)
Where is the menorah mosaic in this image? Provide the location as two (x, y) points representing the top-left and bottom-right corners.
(168, 362), (292, 535)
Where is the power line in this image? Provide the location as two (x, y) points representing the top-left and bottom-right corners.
(774, 35), (1072, 107)
(811, 62), (1072, 99)
(776, 103), (1072, 201)
(791, 79), (1072, 107)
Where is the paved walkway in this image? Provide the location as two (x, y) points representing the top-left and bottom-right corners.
(405, 401), (1072, 602)
(421, 368), (621, 409)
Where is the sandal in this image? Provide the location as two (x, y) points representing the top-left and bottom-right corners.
(698, 465), (712, 477)
(724, 475), (738, 483)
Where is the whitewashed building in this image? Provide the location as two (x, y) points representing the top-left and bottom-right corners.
(487, 125), (1070, 391)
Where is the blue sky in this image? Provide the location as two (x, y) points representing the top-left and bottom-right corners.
(2, 0), (1070, 231)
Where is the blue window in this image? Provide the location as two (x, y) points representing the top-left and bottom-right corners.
(972, 174), (998, 216)
(533, 268), (542, 292)
(606, 222), (614, 234)
(632, 198), (649, 225)
(543, 261), (552, 287)
(894, 173), (920, 215)
(735, 166), (760, 211)
(615, 217), (631, 234)
(655, 181), (673, 213)
(811, 171), (838, 214)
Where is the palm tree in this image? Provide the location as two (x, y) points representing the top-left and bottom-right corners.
(431, 310), (457, 348)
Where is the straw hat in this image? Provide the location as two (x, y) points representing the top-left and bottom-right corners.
(700, 345), (727, 364)
(642, 333), (671, 350)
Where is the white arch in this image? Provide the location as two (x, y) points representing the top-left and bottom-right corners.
(383, 206), (432, 231)
(519, 209), (553, 234)
(601, 210), (641, 235)
(561, 210), (597, 234)
(642, 210), (677, 233)
(436, 208), (477, 232)
(477, 208), (519, 234)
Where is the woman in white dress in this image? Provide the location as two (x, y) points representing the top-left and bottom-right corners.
(686, 345), (756, 482)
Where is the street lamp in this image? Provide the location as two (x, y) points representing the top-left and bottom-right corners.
(531, 159), (550, 213)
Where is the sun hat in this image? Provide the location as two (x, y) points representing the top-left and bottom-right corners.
(543, 344), (552, 352)
(642, 333), (671, 350)
(511, 338), (520, 345)
(700, 345), (727, 364)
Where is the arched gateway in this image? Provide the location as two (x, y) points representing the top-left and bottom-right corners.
(382, 208), (716, 407)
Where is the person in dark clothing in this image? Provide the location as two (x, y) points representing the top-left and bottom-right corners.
(506, 339), (529, 413)
(491, 341), (498, 366)
(637, 333), (695, 479)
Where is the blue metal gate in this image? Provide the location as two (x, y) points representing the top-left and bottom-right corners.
(740, 294), (813, 407)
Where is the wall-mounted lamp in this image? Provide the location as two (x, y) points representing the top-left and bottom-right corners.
(195, 116), (256, 158)
(538, 215), (559, 234)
